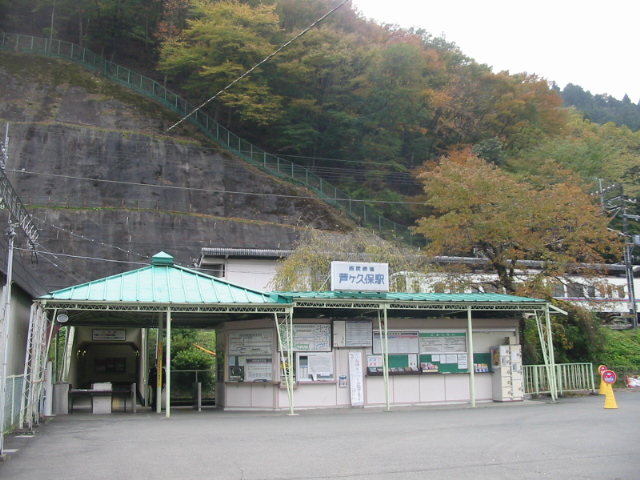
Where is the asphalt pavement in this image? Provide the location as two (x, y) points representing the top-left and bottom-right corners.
(1, 391), (639, 480)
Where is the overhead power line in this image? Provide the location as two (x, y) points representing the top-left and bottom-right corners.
(164, 0), (353, 134)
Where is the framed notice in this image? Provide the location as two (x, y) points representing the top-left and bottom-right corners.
(345, 321), (373, 347)
(373, 331), (419, 354)
(244, 357), (273, 382)
(296, 352), (334, 382)
(228, 329), (273, 355)
(280, 324), (332, 352)
(419, 332), (466, 353)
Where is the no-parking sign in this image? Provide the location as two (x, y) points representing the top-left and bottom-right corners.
(602, 370), (617, 384)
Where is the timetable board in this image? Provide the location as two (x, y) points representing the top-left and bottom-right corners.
(345, 320), (373, 347)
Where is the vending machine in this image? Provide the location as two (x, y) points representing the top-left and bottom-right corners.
(490, 345), (524, 402)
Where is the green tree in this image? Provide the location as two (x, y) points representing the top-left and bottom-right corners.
(158, 0), (283, 126)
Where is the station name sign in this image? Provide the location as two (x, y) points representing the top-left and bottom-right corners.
(330, 261), (389, 292)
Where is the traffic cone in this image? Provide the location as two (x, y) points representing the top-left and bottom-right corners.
(598, 365), (607, 394)
(599, 375), (607, 394)
(604, 383), (618, 409)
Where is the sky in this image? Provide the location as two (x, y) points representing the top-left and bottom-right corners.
(352, 0), (640, 102)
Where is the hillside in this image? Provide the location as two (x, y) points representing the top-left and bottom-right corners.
(0, 51), (351, 291)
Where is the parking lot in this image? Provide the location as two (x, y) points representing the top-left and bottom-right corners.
(2, 391), (639, 480)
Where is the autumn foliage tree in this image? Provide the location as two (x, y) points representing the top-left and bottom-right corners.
(413, 149), (621, 294)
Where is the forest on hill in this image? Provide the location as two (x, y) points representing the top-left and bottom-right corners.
(1, 0), (639, 231)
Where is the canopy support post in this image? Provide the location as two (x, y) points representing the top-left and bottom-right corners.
(378, 306), (391, 412)
(274, 308), (295, 415)
(467, 306), (476, 408)
(165, 308), (171, 419)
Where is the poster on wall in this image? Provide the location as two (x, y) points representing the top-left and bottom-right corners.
(228, 329), (273, 355)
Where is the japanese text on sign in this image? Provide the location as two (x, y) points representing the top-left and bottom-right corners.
(330, 261), (389, 292)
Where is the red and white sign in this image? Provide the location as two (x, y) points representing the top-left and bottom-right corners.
(602, 370), (617, 384)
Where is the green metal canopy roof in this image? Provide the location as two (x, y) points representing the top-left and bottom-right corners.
(41, 252), (285, 305)
(276, 291), (546, 303)
(274, 290), (549, 319)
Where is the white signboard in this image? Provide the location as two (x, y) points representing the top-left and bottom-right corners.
(330, 261), (389, 292)
(93, 329), (126, 341)
(349, 352), (364, 406)
(228, 329), (273, 355)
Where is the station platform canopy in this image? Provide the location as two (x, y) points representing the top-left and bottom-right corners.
(36, 251), (292, 328)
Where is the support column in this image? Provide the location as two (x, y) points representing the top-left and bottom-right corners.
(165, 308), (171, 419)
(467, 307), (476, 408)
(534, 308), (558, 402)
(378, 306), (390, 412)
(544, 307), (558, 402)
(156, 315), (163, 414)
(274, 309), (295, 415)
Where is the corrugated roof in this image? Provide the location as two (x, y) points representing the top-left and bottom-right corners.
(41, 252), (284, 305)
(276, 291), (546, 303)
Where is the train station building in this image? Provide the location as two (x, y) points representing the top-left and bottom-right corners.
(22, 252), (562, 424)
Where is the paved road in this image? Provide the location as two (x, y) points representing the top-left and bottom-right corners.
(1, 391), (639, 480)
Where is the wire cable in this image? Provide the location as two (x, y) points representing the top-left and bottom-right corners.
(164, 0), (353, 134)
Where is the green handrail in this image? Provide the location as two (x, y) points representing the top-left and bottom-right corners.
(0, 33), (423, 246)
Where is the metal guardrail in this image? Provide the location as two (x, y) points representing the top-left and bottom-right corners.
(523, 363), (595, 396)
(0, 33), (422, 246)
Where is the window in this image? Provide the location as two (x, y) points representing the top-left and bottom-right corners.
(567, 283), (584, 298)
(551, 282), (566, 297)
(207, 263), (225, 278)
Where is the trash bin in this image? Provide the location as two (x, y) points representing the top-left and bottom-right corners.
(53, 382), (70, 415)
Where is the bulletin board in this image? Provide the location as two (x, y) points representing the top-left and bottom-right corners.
(366, 354), (419, 375)
(419, 353), (469, 373)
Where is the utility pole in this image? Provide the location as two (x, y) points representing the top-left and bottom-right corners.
(0, 123), (39, 455)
